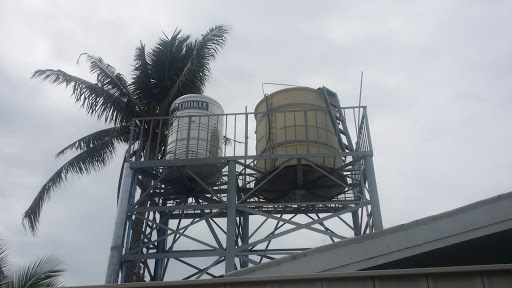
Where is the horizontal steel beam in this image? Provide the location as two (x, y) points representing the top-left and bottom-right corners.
(129, 203), (226, 213)
(238, 207), (347, 240)
(130, 151), (373, 168)
(122, 249), (311, 261)
(122, 250), (224, 260)
(236, 203), (366, 251)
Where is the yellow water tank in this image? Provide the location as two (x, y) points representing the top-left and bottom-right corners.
(254, 87), (346, 201)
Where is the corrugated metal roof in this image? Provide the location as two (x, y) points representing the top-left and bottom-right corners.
(70, 265), (512, 288)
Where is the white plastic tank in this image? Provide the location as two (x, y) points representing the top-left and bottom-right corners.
(166, 94), (224, 160)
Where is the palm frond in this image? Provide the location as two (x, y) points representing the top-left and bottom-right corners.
(55, 125), (130, 158)
(131, 42), (156, 114)
(0, 241), (8, 285)
(160, 25), (230, 114)
(79, 53), (143, 110)
(145, 29), (192, 108)
(31, 69), (135, 125)
(9, 256), (64, 288)
(26, 25), (230, 236)
(23, 137), (120, 234)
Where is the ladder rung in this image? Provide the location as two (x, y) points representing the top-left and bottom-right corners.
(338, 128), (347, 136)
(336, 115), (346, 122)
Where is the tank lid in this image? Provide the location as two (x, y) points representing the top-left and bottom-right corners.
(254, 86), (320, 113)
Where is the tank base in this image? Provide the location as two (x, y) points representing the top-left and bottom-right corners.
(253, 165), (347, 202)
(145, 164), (224, 198)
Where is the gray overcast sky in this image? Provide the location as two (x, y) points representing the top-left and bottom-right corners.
(1, 0), (512, 285)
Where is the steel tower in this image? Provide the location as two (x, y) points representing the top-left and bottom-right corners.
(105, 86), (383, 283)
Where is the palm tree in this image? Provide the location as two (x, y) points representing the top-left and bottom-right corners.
(23, 25), (229, 233)
(0, 242), (7, 287)
(23, 25), (229, 282)
(0, 241), (64, 288)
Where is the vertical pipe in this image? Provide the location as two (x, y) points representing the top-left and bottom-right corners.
(225, 160), (237, 273)
(105, 163), (134, 284)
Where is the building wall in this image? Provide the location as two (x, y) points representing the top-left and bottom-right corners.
(71, 265), (512, 288)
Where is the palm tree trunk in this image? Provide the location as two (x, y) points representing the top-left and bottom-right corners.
(124, 135), (162, 283)
(124, 197), (149, 282)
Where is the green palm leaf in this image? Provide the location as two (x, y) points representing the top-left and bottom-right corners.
(9, 256), (64, 288)
(138, 29), (192, 111)
(23, 136), (121, 234)
(160, 25), (230, 114)
(55, 125), (130, 159)
(79, 53), (143, 111)
(31, 69), (136, 126)
(131, 42), (154, 113)
(0, 241), (8, 286)
(0, 241), (64, 288)
(26, 25), (229, 240)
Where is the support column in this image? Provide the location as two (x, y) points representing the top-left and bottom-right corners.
(240, 211), (250, 268)
(105, 162), (133, 284)
(225, 160), (237, 273)
(351, 209), (361, 236)
(364, 156), (383, 231)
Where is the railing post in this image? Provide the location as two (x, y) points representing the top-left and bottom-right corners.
(225, 160), (237, 273)
(244, 106), (249, 186)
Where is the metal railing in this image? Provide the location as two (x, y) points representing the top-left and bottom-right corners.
(126, 106), (372, 163)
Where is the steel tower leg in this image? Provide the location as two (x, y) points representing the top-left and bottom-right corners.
(240, 211), (250, 268)
(225, 160), (237, 273)
(364, 156), (383, 231)
(351, 209), (361, 236)
(105, 163), (133, 284)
